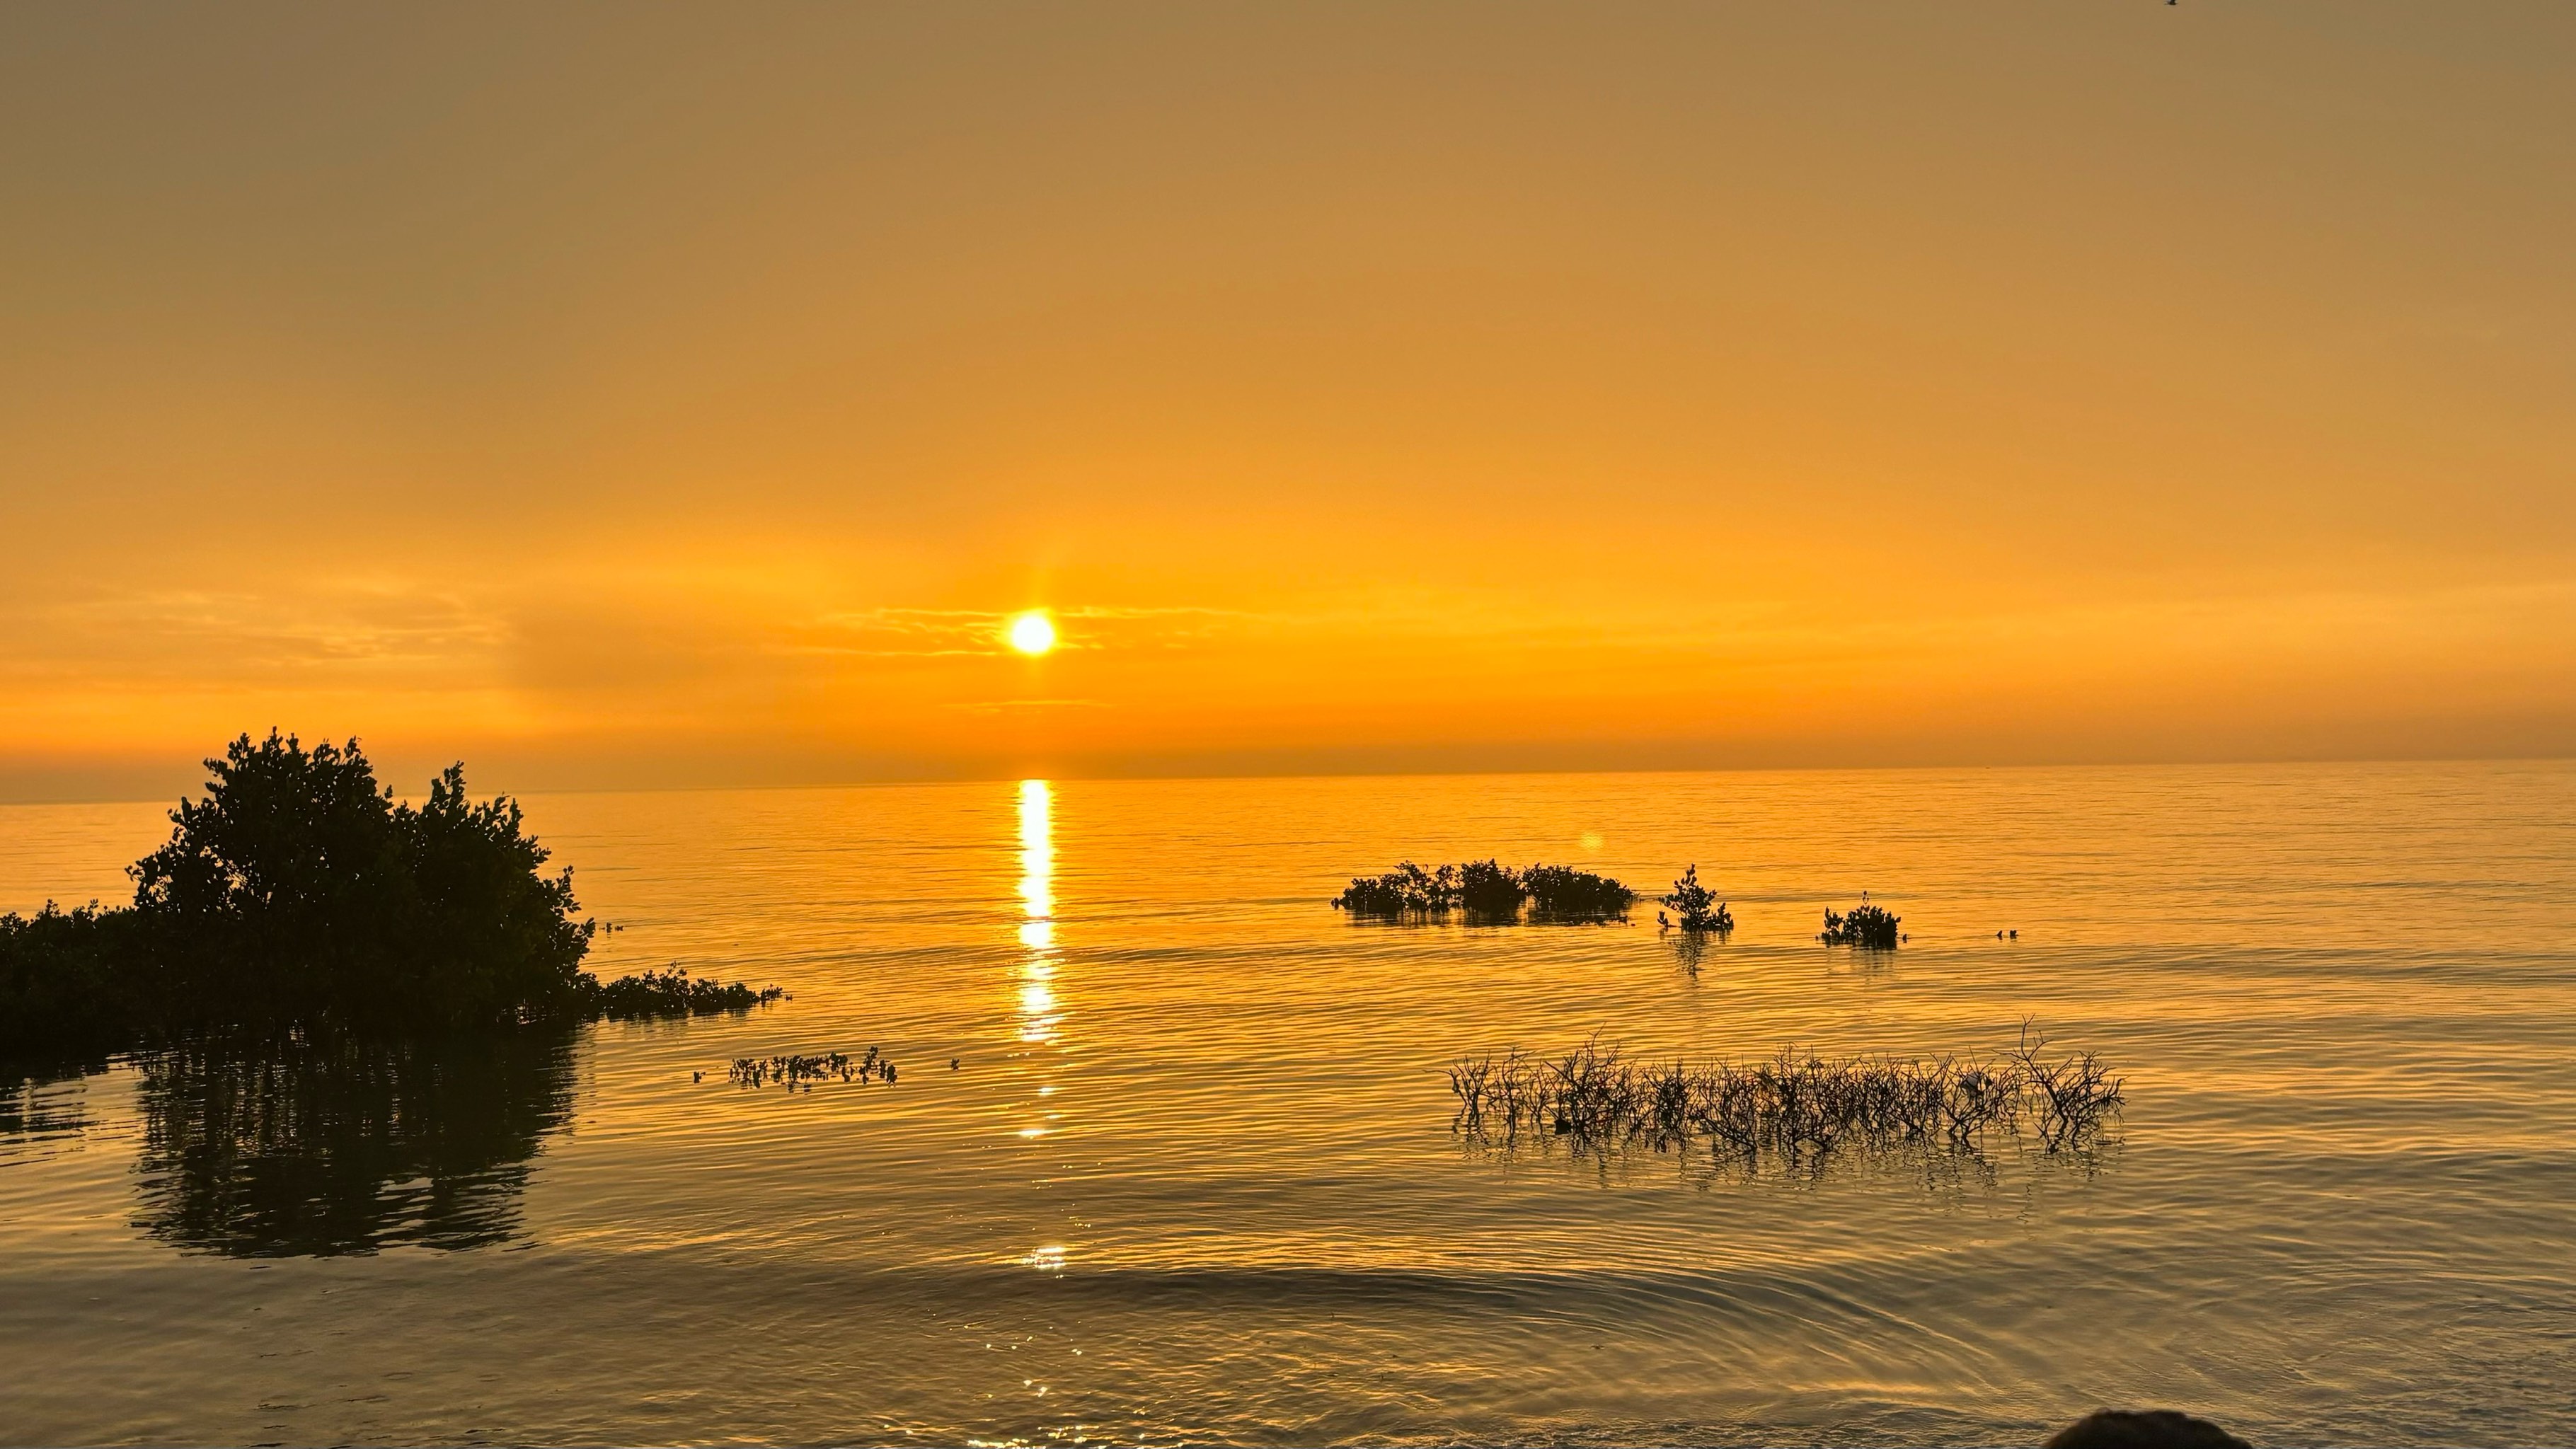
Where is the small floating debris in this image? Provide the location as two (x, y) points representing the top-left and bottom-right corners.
(727, 1047), (897, 1090)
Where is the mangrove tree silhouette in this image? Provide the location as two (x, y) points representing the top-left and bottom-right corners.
(0, 732), (778, 1065)
(1819, 893), (1902, 948)
(1331, 860), (1636, 920)
(1655, 864), (1734, 934)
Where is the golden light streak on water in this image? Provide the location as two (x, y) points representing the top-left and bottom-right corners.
(1012, 778), (1064, 1175)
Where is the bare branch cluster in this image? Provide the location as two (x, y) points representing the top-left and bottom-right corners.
(1446, 1022), (2120, 1160)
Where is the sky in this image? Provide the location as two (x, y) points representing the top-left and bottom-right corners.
(3, 3), (2571, 802)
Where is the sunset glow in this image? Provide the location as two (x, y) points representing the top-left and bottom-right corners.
(0, 5), (2566, 804)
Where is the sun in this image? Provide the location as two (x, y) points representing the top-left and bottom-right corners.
(1005, 611), (1057, 656)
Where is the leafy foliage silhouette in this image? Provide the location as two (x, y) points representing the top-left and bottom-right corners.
(1657, 864), (1734, 933)
(1521, 863), (1638, 917)
(1455, 859), (1530, 915)
(1332, 860), (1633, 920)
(0, 732), (778, 1066)
(1333, 861), (1459, 913)
(1820, 893), (1902, 948)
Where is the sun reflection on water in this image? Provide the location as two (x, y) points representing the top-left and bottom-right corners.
(1011, 781), (1066, 1257)
(1017, 779), (1054, 920)
(1015, 780), (1062, 1048)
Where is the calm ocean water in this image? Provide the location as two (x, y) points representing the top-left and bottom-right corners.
(3, 762), (2573, 1446)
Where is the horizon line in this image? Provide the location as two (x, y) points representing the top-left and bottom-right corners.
(4, 746), (2570, 809)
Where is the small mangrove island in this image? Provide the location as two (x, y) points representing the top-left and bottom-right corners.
(0, 732), (781, 1066)
(1656, 864), (1733, 933)
(1820, 894), (1902, 948)
(1333, 860), (1637, 920)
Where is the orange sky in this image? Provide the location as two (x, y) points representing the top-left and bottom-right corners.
(3, 4), (2572, 801)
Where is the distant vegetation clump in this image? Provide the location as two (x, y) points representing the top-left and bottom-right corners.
(1333, 860), (1633, 921)
(1656, 865), (1734, 934)
(1819, 894), (1902, 949)
(583, 966), (785, 1021)
(0, 732), (781, 1066)
(1456, 859), (1528, 914)
(1522, 864), (1638, 917)
(1447, 1023), (2122, 1158)
(1333, 862), (1459, 915)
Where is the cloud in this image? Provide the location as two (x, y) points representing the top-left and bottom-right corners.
(0, 584), (508, 685)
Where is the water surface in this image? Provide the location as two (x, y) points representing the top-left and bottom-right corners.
(4, 763), (2573, 1445)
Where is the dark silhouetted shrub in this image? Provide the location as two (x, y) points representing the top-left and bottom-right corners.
(1334, 860), (1633, 921)
(1522, 865), (1635, 917)
(1456, 859), (1529, 915)
(1333, 861), (1458, 914)
(1819, 893), (1901, 948)
(0, 732), (779, 1067)
(1658, 865), (1733, 933)
(0, 902), (139, 1063)
(582, 966), (784, 1020)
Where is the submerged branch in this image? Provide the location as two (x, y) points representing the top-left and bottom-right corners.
(727, 1047), (895, 1090)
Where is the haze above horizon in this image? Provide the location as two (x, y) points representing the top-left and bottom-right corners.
(4, 4), (2572, 802)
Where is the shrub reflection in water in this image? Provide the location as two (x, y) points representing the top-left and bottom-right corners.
(130, 1027), (578, 1257)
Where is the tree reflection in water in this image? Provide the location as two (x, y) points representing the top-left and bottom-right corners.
(131, 1027), (580, 1257)
(2, 1070), (96, 1156)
